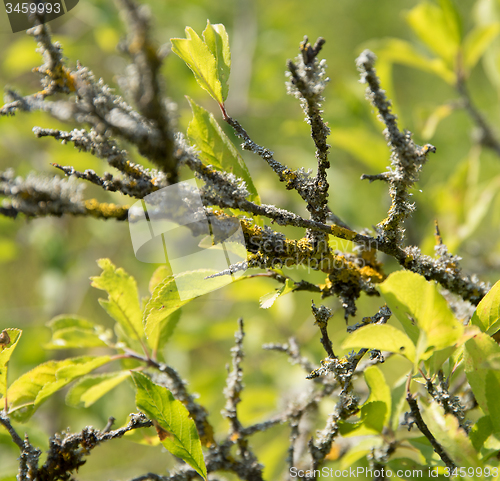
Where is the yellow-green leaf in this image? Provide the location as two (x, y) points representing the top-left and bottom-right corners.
(7, 356), (111, 422)
(464, 333), (500, 423)
(0, 328), (22, 399)
(463, 22), (500, 70)
(471, 279), (500, 335)
(463, 23), (500, 71)
(143, 269), (230, 351)
(379, 271), (463, 362)
(149, 265), (174, 295)
(66, 371), (131, 408)
(45, 315), (111, 349)
(260, 279), (294, 309)
(202, 21), (231, 102)
(421, 403), (480, 468)
(132, 372), (207, 480)
(91, 259), (143, 344)
(364, 366), (391, 426)
(406, 1), (460, 67)
(187, 98), (259, 203)
(171, 22), (231, 106)
(341, 324), (416, 363)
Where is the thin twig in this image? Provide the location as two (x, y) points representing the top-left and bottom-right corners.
(406, 393), (456, 471)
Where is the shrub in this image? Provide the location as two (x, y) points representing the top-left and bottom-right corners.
(1, 0), (500, 480)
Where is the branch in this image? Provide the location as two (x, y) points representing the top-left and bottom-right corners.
(311, 302), (336, 358)
(287, 37), (331, 237)
(356, 50), (436, 246)
(406, 393), (456, 471)
(263, 337), (317, 376)
(0, 411), (24, 450)
(308, 391), (359, 470)
(115, 0), (177, 180)
(222, 318), (246, 440)
(456, 76), (500, 157)
(33, 127), (160, 185)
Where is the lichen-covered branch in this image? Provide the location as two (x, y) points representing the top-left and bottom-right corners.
(224, 116), (315, 204)
(357, 49), (436, 246)
(222, 318), (246, 441)
(311, 302), (336, 358)
(28, 22), (75, 97)
(33, 127), (161, 186)
(406, 392), (456, 471)
(1, 411), (152, 481)
(287, 36), (331, 242)
(308, 392), (359, 470)
(424, 370), (468, 432)
(307, 305), (389, 392)
(2, 16), (177, 180)
(115, 0), (177, 180)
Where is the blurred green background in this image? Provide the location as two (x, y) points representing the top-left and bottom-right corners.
(1, 0), (500, 479)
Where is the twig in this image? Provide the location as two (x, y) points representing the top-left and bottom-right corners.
(222, 318), (245, 440)
(287, 36), (331, 241)
(406, 391), (456, 470)
(115, 0), (177, 180)
(456, 76), (500, 157)
(0, 412), (24, 450)
(311, 302), (335, 358)
(356, 50), (436, 246)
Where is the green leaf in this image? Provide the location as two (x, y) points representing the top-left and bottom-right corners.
(149, 265), (174, 294)
(0, 328), (22, 398)
(91, 259), (143, 343)
(340, 366), (391, 437)
(171, 22), (230, 106)
(485, 371), (500, 433)
(187, 98), (259, 203)
(464, 333), (500, 420)
(471, 280), (500, 335)
(339, 401), (387, 436)
(439, 0), (463, 43)
(340, 437), (383, 470)
(156, 309), (182, 354)
(341, 324), (416, 363)
(379, 271), (463, 362)
(469, 415), (493, 452)
(406, 1), (461, 67)
(260, 279), (294, 309)
(66, 371), (131, 408)
(371, 38), (455, 84)
(45, 315), (111, 349)
(390, 375), (409, 432)
(132, 372), (207, 480)
(7, 356), (111, 422)
(421, 402), (480, 468)
(143, 269), (231, 351)
(364, 366), (391, 428)
(202, 21), (231, 102)
(463, 23), (500, 71)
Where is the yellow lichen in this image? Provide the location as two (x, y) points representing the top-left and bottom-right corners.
(84, 199), (129, 219)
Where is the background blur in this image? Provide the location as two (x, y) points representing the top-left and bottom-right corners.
(1, 0), (500, 479)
